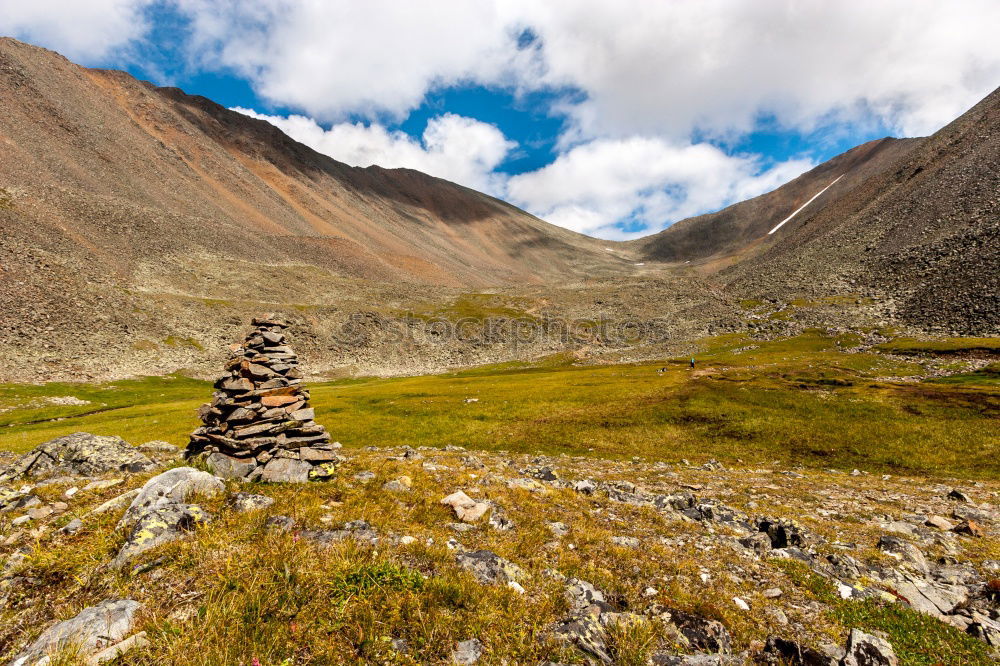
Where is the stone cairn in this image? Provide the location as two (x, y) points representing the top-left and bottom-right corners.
(186, 316), (343, 482)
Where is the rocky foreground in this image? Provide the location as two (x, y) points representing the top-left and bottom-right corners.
(1, 433), (998, 664)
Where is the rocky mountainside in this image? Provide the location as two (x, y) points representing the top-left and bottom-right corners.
(723, 86), (1000, 336)
(0, 36), (996, 383)
(0, 38), (626, 288)
(627, 137), (920, 267)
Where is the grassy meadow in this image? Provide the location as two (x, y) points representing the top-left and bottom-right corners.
(2, 331), (997, 479)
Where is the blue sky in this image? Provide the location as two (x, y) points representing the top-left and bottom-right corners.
(2, 1), (997, 239)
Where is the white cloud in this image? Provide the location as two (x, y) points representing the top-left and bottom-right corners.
(177, 0), (527, 121)
(172, 1), (1000, 138)
(232, 109), (515, 195)
(515, 0), (1000, 139)
(0, 0), (154, 62)
(506, 137), (814, 238)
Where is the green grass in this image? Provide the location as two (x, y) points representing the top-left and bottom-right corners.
(775, 560), (993, 664)
(1, 332), (997, 478)
(875, 337), (1000, 355)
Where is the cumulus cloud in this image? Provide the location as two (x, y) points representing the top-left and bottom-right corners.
(516, 0), (1000, 139)
(506, 138), (814, 238)
(171, 0), (1000, 138)
(0, 0), (155, 62)
(232, 109), (515, 195)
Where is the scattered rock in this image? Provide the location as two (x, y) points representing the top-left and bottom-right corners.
(925, 515), (955, 531)
(383, 476), (412, 492)
(841, 628), (897, 666)
(228, 492), (274, 512)
(954, 520), (984, 538)
(451, 638), (483, 664)
(11, 599), (141, 666)
(118, 467), (223, 531)
(440, 490), (490, 522)
(456, 550), (523, 585)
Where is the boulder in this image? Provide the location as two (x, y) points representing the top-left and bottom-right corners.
(11, 599), (141, 666)
(0, 433), (155, 483)
(206, 452), (257, 479)
(841, 629), (897, 666)
(118, 467), (224, 531)
(111, 503), (211, 569)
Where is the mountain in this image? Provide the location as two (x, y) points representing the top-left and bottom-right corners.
(627, 137), (920, 268)
(0, 36), (996, 383)
(0, 37), (630, 290)
(721, 86), (1000, 335)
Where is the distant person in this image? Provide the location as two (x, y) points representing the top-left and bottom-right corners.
(690, 357), (695, 369)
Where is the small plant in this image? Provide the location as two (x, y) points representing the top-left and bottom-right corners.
(329, 561), (424, 602)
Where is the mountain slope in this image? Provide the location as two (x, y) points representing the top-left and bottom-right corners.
(628, 137), (920, 267)
(0, 37), (630, 289)
(723, 85), (1000, 334)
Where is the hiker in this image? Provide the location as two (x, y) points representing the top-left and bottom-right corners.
(690, 357), (695, 369)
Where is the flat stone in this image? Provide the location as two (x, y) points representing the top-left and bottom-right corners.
(261, 457), (312, 483)
(261, 395), (300, 407)
(451, 638), (483, 664)
(288, 407), (315, 421)
(925, 515), (955, 530)
(299, 447), (343, 462)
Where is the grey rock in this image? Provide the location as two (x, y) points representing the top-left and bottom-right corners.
(877, 535), (929, 574)
(111, 503), (211, 569)
(661, 608), (731, 654)
(841, 628), (897, 666)
(550, 614), (613, 664)
(228, 492), (274, 512)
(138, 440), (180, 455)
(265, 515), (296, 531)
(0, 433), (155, 483)
(611, 535), (640, 548)
(206, 452), (257, 479)
(353, 470), (376, 484)
(548, 521), (569, 537)
(456, 550), (523, 585)
(947, 488), (972, 503)
(118, 467), (224, 531)
(261, 457), (312, 483)
(451, 638), (483, 664)
(11, 599), (140, 666)
(760, 636), (838, 665)
(488, 506), (514, 531)
(565, 578), (612, 615)
(59, 518), (84, 535)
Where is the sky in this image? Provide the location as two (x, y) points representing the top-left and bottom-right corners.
(2, 1), (998, 240)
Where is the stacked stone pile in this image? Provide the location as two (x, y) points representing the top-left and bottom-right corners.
(186, 316), (343, 482)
